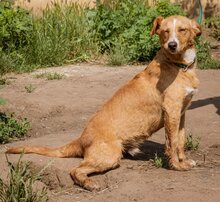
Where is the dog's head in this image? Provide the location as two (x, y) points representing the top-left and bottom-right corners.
(151, 15), (201, 54)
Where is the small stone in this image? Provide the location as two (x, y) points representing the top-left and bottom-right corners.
(127, 165), (134, 169)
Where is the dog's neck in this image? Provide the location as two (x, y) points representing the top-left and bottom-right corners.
(160, 47), (197, 71)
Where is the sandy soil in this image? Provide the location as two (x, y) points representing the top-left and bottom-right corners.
(0, 64), (220, 202)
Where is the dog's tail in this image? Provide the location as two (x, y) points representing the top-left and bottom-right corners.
(6, 138), (83, 158)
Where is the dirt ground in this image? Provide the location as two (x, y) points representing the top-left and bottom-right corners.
(0, 64), (220, 202)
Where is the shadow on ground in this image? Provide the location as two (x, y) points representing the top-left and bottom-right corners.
(189, 96), (220, 115)
(124, 140), (165, 161)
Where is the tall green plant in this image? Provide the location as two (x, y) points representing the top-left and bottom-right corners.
(0, 155), (48, 202)
(27, 3), (97, 66)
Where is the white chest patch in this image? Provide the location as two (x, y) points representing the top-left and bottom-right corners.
(183, 49), (196, 63)
(185, 87), (198, 96)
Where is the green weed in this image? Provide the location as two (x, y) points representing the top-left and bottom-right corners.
(25, 84), (36, 93)
(0, 155), (48, 202)
(36, 72), (64, 80)
(0, 97), (7, 106)
(0, 113), (31, 144)
(0, 77), (7, 85)
(185, 133), (200, 151)
(153, 153), (165, 168)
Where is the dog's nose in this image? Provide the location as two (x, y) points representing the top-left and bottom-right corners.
(168, 41), (177, 51)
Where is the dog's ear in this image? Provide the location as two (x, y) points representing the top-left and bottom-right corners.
(150, 16), (164, 36)
(190, 19), (202, 37)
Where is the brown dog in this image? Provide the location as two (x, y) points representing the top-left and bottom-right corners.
(6, 15), (201, 191)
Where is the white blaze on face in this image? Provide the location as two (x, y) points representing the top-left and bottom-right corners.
(167, 19), (180, 51)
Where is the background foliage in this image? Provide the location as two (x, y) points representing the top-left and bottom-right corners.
(0, 0), (219, 74)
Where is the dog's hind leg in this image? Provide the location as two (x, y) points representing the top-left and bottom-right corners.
(70, 141), (122, 191)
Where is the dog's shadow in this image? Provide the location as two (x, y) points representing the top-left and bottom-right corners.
(189, 96), (220, 115)
(124, 140), (165, 161)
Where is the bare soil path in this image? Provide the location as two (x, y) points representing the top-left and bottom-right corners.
(0, 64), (220, 202)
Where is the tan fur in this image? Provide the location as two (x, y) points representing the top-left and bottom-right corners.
(6, 15), (200, 191)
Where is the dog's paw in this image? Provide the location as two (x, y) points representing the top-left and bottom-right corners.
(83, 179), (100, 192)
(185, 159), (196, 167)
(179, 159), (196, 170)
(169, 158), (196, 171)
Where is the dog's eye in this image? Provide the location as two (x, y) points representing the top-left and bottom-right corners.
(179, 28), (187, 33)
(164, 30), (169, 34)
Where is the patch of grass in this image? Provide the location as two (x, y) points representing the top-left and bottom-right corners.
(0, 97), (7, 106)
(196, 37), (220, 69)
(204, 16), (220, 41)
(27, 3), (98, 67)
(25, 84), (36, 93)
(185, 133), (200, 151)
(0, 155), (48, 202)
(153, 153), (165, 168)
(107, 43), (130, 66)
(0, 77), (7, 85)
(0, 112), (31, 144)
(35, 72), (64, 80)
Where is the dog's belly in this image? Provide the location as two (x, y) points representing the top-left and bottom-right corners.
(117, 104), (164, 151)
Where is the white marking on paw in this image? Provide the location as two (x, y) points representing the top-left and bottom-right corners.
(189, 160), (196, 167)
(128, 148), (141, 156)
(183, 49), (196, 63)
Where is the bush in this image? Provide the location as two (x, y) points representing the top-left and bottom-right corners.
(0, 112), (31, 144)
(196, 37), (220, 69)
(0, 0), (32, 75)
(0, 1), (32, 51)
(0, 1), (98, 74)
(90, 0), (185, 62)
(0, 155), (48, 202)
(204, 16), (220, 41)
(0, 0), (218, 72)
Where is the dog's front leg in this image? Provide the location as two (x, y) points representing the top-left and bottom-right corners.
(164, 106), (195, 171)
(178, 113), (196, 169)
(163, 106), (183, 170)
(177, 113), (186, 161)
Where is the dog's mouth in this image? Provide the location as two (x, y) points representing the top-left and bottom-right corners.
(164, 46), (179, 55)
(168, 48), (178, 54)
